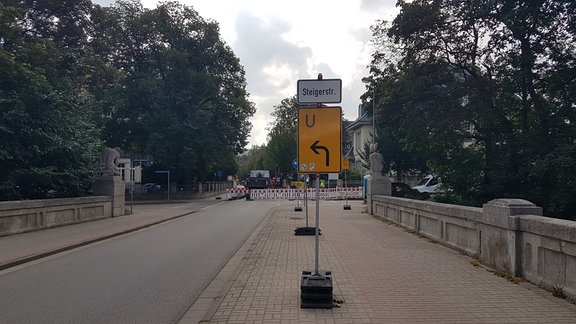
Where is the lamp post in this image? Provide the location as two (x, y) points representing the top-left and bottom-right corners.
(361, 76), (376, 144)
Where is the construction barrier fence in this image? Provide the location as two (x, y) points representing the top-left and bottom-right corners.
(225, 187), (363, 200)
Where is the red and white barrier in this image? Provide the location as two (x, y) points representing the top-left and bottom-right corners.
(226, 187), (363, 200)
(225, 188), (249, 199)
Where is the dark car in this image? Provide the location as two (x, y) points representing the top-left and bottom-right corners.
(391, 182), (422, 199)
(143, 183), (160, 192)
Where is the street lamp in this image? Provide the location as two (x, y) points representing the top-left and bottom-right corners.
(361, 76), (376, 144)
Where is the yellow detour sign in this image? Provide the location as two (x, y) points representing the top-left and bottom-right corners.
(298, 106), (342, 173)
(342, 157), (350, 171)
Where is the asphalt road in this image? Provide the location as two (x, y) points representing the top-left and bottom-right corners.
(0, 199), (276, 324)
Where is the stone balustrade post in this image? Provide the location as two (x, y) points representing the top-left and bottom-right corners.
(93, 176), (125, 217)
(482, 199), (542, 276)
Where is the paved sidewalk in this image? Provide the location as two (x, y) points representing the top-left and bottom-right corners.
(181, 200), (576, 323)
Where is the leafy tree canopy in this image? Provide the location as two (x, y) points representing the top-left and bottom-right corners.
(0, 0), (255, 200)
(368, 0), (576, 219)
(236, 97), (298, 182)
(1, 0), (102, 199)
(94, 0), (255, 183)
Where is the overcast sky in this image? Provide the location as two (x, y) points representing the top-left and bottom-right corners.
(93, 0), (399, 147)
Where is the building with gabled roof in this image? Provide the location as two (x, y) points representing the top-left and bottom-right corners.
(344, 104), (374, 171)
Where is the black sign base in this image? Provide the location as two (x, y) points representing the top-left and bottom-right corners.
(343, 204), (351, 210)
(294, 227), (321, 236)
(294, 206), (303, 212)
(300, 270), (333, 309)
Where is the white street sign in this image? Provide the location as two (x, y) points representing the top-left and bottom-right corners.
(297, 79), (342, 104)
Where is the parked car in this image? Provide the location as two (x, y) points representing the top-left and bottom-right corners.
(143, 183), (160, 192)
(412, 175), (441, 197)
(391, 182), (422, 198)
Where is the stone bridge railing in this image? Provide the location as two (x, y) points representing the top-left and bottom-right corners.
(0, 196), (114, 237)
(371, 195), (576, 302)
(0, 176), (125, 237)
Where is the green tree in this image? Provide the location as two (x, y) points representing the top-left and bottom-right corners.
(263, 96), (299, 179)
(359, 75), (429, 180)
(369, 0), (576, 219)
(1, 0), (256, 200)
(0, 1), (102, 200)
(235, 145), (266, 181)
(93, 1), (255, 182)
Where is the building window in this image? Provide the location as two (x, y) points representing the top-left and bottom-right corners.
(462, 121), (475, 133)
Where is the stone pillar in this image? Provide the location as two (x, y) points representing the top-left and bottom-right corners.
(93, 176), (125, 217)
(482, 199), (542, 276)
(367, 174), (391, 215)
(366, 150), (391, 214)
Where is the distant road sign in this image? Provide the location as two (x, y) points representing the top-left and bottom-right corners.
(342, 158), (350, 171)
(298, 106), (342, 174)
(297, 79), (342, 104)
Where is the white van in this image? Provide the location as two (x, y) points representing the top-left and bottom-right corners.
(412, 175), (441, 194)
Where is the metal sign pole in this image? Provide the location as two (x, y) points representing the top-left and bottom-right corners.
(345, 171), (348, 203)
(305, 181), (309, 227)
(130, 180), (134, 214)
(315, 174), (320, 275)
(294, 159), (303, 212)
(343, 169), (351, 210)
(295, 182), (302, 212)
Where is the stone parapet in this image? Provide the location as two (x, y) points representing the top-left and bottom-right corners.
(0, 196), (112, 236)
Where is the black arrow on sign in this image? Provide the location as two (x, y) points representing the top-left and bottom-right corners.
(310, 140), (330, 166)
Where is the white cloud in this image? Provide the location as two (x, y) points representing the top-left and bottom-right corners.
(96, 0), (399, 147)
